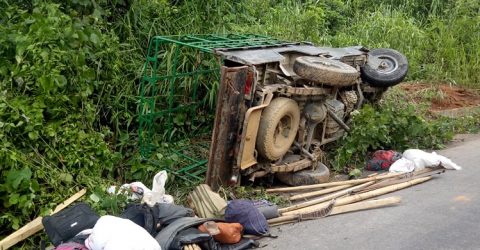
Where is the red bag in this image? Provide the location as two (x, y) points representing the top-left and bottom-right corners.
(366, 150), (402, 171)
(55, 242), (88, 250)
(199, 222), (243, 244)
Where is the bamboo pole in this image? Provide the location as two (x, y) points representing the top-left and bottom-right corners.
(283, 176), (431, 216)
(268, 214), (298, 225)
(268, 196), (402, 226)
(266, 172), (402, 193)
(0, 189), (87, 250)
(329, 196), (401, 215)
(269, 220), (296, 227)
(279, 181), (374, 213)
(357, 168), (444, 194)
(289, 184), (352, 201)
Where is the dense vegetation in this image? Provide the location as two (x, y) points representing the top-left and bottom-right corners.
(0, 0), (479, 245)
(332, 92), (480, 175)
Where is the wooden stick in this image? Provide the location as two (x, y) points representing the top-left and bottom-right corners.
(269, 220), (296, 227)
(268, 214), (299, 224)
(283, 176), (431, 216)
(329, 196), (401, 215)
(52, 189), (87, 213)
(356, 168), (444, 194)
(266, 172), (402, 193)
(279, 181), (374, 213)
(269, 196), (401, 225)
(0, 189), (87, 250)
(289, 184), (352, 201)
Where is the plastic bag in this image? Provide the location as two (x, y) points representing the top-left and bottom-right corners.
(389, 157), (415, 173)
(85, 215), (161, 250)
(107, 170), (174, 206)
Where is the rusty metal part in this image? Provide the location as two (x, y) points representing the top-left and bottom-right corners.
(206, 66), (248, 190)
(248, 170), (269, 182)
(305, 120), (322, 151)
(282, 86), (331, 96)
(318, 134), (343, 146)
(297, 117), (307, 146)
(303, 103), (327, 150)
(270, 158), (313, 173)
(237, 92), (274, 170)
(356, 82), (365, 109)
(293, 142), (316, 160)
(326, 109), (350, 132)
(278, 52), (305, 77)
(340, 54), (367, 68)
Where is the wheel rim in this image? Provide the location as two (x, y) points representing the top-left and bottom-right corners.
(274, 115), (293, 147)
(372, 55), (398, 74)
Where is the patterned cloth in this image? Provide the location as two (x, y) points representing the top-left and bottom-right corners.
(366, 150), (402, 171)
(55, 242), (88, 250)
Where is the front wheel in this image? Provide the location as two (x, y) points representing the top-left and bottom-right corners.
(361, 48), (408, 87)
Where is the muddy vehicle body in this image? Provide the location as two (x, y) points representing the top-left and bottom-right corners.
(205, 43), (408, 189)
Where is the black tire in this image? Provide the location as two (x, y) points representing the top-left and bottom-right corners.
(361, 48), (408, 87)
(293, 56), (360, 86)
(276, 162), (330, 186)
(256, 97), (300, 161)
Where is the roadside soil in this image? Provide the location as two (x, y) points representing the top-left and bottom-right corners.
(398, 82), (480, 111)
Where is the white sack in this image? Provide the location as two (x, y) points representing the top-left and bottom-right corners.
(389, 157), (416, 173)
(85, 215), (161, 250)
(403, 149), (462, 170)
(431, 152), (462, 170)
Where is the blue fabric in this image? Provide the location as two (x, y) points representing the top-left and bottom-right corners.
(224, 199), (269, 235)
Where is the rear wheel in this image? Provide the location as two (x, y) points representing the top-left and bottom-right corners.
(293, 56), (359, 86)
(276, 162), (330, 186)
(256, 98), (300, 161)
(361, 48), (408, 87)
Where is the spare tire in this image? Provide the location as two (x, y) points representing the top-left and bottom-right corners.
(256, 97), (300, 161)
(276, 162), (330, 186)
(361, 48), (408, 87)
(293, 56), (359, 86)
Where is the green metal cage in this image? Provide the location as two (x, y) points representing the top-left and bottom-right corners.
(138, 34), (290, 181)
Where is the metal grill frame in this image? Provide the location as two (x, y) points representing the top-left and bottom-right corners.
(138, 34), (291, 181)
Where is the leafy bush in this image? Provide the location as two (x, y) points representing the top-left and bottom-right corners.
(332, 103), (454, 172)
(0, 2), (123, 234)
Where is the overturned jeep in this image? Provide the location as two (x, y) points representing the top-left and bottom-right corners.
(206, 43), (408, 189)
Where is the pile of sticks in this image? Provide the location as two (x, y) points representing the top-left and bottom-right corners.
(266, 167), (445, 226)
